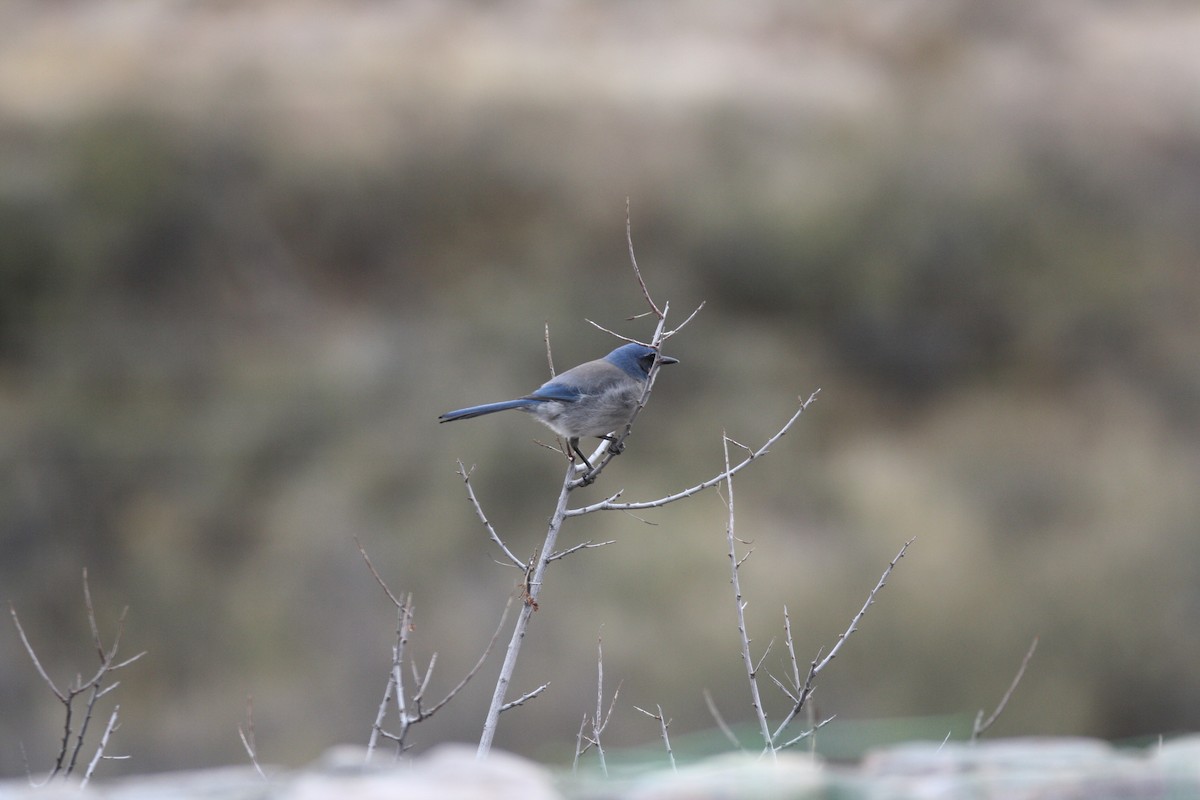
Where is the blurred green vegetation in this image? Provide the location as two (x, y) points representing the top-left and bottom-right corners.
(2, 0), (1199, 778)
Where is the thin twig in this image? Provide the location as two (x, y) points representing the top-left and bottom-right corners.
(590, 634), (619, 777)
(499, 682), (550, 712)
(972, 636), (1039, 741)
(237, 695), (268, 780)
(583, 319), (642, 346)
(10, 606), (65, 701)
(572, 712), (590, 773)
(625, 197), (664, 320)
(661, 301), (706, 341)
(355, 538), (404, 609)
(779, 715), (835, 750)
(456, 461), (525, 569)
(703, 689), (743, 750)
(547, 540), (616, 562)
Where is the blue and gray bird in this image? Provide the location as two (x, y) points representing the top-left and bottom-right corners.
(438, 342), (678, 471)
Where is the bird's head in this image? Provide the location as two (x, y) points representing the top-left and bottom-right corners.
(604, 342), (679, 379)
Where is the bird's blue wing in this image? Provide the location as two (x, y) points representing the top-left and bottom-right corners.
(528, 380), (584, 402)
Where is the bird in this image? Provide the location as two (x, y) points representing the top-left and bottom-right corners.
(438, 342), (678, 472)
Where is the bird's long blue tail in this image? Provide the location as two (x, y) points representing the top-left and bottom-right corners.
(438, 398), (540, 423)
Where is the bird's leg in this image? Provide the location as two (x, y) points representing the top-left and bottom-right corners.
(569, 438), (595, 472)
(601, 434), (625, 456)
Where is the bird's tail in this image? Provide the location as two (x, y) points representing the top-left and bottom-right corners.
(438, 398), (540, 423)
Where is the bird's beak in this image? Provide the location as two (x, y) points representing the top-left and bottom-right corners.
(657, 354), (680, 365)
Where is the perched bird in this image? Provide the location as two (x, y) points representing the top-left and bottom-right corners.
(438, 342), (678, 471)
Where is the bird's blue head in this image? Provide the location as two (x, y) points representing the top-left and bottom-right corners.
(603, 342), (679, 379)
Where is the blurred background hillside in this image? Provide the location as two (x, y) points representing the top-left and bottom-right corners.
(3, 0), (1199, 778)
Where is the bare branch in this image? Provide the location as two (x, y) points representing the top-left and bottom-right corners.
(237, 695), (268, 781)
(723, 434), (775, 759)
(82, 568), (104, 661)
(80, 706), (121, 789)
(771, 538), (915, 743)
(499, 682), (549, 712)
(423, 597), (513, 719)
(662, 301), (706, 340)
(779, 715), (836, 750)
(456, 461), (525, 569)
(547, 540), (615, 563)
(783, 606), (801, 695)
(634, 704), (677, 772)
(583, 318), (642, 346)
(572, 713), (591, 773)
(10, 605), (65, 702)
(811, 538), (914, 677)
(478, 464), (576, 758)
(972, 636), (1039, 740)
(767, 671), (798, 704)
(366, 582), (513, 759)
(567, 390), (821, 514)
(355, 538), (404, 609)
(625, 197), (664, 320)
(703, 689), (742, 750)
(586, 633), (623, 777)
(412, 652), (438, 706)
(736, 548), (754, 570)
(752, 637), (776, 676)
(544, 322), (556, 377)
